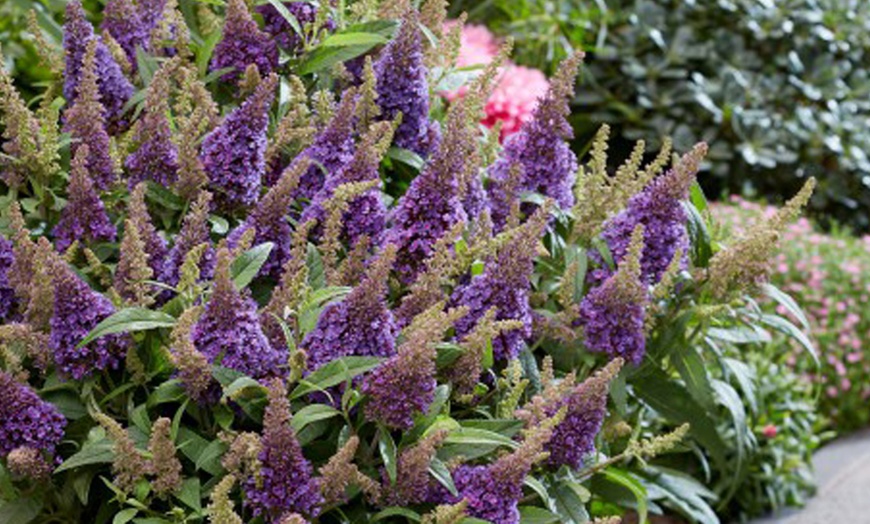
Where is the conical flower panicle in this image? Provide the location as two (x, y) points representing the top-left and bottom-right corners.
(319, 436), (381, 505)
(209, 0), (278, 82)
(49, 257), (129, 379)
(277, 90), (358, 198)
(597, 143), (708, 285)
(0, 235), (18, 322)
(128, 183), (168, 276)
(0, 46), (45, 188)
(0, 372), (67, 459)
(382, 430), (447, 505)
(101, 0), (151, 67)
(125, 58), (180, 187)
(374, 10), (439, 157)
(201, 74), (278, 210)
(245, 379), (322, 521)
(438, 422), (558, 524)
(487, 53), (583, 230)
(169, 306), (219, 404)
(301, 245), (398, 370)
(227, 158), (312, 279)
(63, 0), (134, 132)
(161, 190), (215, 287)
(300, 120), (395, 245)
(63, 38), (117, 191)
(450, 203), (552, 362)
(191, 248), (285, 379)
(113, 218), (154, 306)
(518, 359), (622, 469)
(578, 227), (648, 365)
(361, 305), (467, 429)
(708, 178), (816, 299)
(384, 99), (476, 284)
(53, 144), (117, 253)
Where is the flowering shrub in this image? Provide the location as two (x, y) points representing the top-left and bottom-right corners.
(715, 197), (870, 431)
(0, 1), (817, 524)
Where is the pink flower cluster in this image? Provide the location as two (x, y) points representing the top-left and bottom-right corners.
(442, 22), (550, 139)
(714, 197), (870, 429)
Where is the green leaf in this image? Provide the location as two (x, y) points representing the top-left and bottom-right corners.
(55, 440), (115, 473)
(379, 429), (398, 484)
(291, 404), (341, 433)
(429, 458), (457, 497)
(195, 439), (228, 474)
(223, 376), (266, 398)
(440, 427), (519, 460)
(671, 345), (715, 410)
(260, 0), (302, 36)
(631, 367), (727, 468)
(77, 308), (176, 348)
(550, 481), (590, 524)
(176, 478), (202, 513)
(298, 43), (375, 75)
(641, 466), (718, 524)
(459, 419), (524, 437)
(757, 313), (818, 365)
(291, 356), (383, 398)
(601, 469), (647, 524)
(519, 506), (562, 524)
(706, 324), (770, 345)
(761, 283), (810, 330)
(320, 32), (389, 47)
(387, 147), (426, 170)
(113, 508), (139, 524)
(231, 242), (274, 289)
(0, 497), (42, 524)
(371, 507), (422, 522)
(683, 200), (712, 267)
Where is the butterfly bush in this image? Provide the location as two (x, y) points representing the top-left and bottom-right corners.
(714, 197), (870, 430)
(0, 2), (818, 523)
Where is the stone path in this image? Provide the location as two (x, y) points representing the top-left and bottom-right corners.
(749, 428), (870, 524)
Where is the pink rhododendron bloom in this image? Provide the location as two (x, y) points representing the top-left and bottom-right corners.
(442, 22), (550, 140)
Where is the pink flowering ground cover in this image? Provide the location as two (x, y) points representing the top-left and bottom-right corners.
(714, 197), (870, 430)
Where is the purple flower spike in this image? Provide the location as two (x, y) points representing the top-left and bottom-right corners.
(578, 228), (648, 365)
(273, 90), (357, 198)
(374, 11), (438, 157)
(487, 53), (582, 230)
(49, 259), (129, 379)
(383, 101), (476, 284)
(300, 121), (393, 245)
(301, 245), (398, 370)
(63, 0), (134, 133)
(209, 0), (278, 82)
(191, 248), (285, 379)
(245, 380), (322, 521)
(450, 205), (551, 361)
(0, 372), (67, 458)
(201, 74), (278, 210)
(544, 359), (621, 469)
(101, 0), (150, 67)
(0, 235), (18, 322)
(53, 144), (117, 253)
(597, 143), (708, 285)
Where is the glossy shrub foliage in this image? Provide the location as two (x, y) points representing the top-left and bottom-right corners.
(458, 0), (870, 231)
(0, 1), (816, 523)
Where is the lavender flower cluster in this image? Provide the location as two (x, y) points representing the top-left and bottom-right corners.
(0, 0), (732, 522)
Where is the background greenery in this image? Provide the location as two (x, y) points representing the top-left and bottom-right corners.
(451, 0), (870, 232)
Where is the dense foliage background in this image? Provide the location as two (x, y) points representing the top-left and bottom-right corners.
(453, 0), (870, 232)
